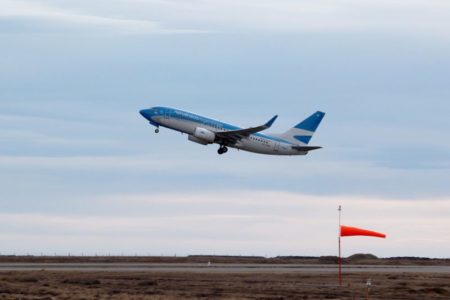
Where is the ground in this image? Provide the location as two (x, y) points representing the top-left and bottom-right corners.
(0, 270), (449, 299)
(0, 256), (449, 299)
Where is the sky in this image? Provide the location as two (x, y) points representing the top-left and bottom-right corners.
(1, 0), (450, 258)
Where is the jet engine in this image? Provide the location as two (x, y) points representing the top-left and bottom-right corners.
(188, 135), (208, 145)
(188, 127), (215, 144)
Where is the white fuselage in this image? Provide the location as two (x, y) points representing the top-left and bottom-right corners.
(151, 109), (306, 155)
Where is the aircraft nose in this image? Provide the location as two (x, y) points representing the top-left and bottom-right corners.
(139, 109), (152, 119)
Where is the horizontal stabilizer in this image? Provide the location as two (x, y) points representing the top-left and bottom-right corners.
(292, 145), (322, 151)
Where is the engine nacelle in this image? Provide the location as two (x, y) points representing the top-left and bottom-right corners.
(192, 127), (215, 143)
(188, 135), (209, 145)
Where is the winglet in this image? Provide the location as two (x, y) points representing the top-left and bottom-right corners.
(264, 115), (278, 128)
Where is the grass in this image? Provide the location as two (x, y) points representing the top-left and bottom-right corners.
(0, 270), (448, 299)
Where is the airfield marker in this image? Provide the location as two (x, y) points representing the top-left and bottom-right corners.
(338, 205), (342, 286)
(338, 205), (386, 286)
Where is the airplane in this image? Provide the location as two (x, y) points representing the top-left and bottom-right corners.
(139, 106), (325, 155)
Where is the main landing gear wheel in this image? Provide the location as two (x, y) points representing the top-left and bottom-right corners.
(218, 146), (228, 155)
(155, 128), (159, 133)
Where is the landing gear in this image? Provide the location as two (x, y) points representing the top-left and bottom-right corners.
(155, 128), (159, 133)
(218, 145), (228, 155)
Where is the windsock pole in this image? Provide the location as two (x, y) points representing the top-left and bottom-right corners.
(338, 205), (342, 286)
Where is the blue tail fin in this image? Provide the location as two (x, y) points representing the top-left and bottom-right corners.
(277, 111), (325, 145)
(295, 111), (325, 132)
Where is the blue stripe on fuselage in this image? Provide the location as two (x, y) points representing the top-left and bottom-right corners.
(152, 107), (293, 144)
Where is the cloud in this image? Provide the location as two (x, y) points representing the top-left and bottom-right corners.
(0, 113), (130, 156)
(1, 150), (449, 200)
(1, 1), (449, 259)
(373, 146), (450, 170)
(117, 0), (450, 35)
(1, 191), (449, 257)
(0, 0), (205, 35)
(2, 0), (450, 36)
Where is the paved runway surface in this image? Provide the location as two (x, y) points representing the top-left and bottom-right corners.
(1, 263), (449, 273)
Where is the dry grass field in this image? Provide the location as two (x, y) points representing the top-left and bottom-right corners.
(0, 256), (449, 299)
(0, 270), (449, 299)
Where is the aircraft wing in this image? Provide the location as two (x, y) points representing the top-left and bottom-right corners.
(215, 115), (278, 143)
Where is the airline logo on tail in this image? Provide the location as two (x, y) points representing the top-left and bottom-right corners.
(275, 111), (325, 145)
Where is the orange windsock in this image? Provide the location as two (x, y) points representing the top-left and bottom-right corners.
(340, 225), (386, 238)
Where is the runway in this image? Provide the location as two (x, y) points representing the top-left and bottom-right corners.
(0, 263), (449, 273)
